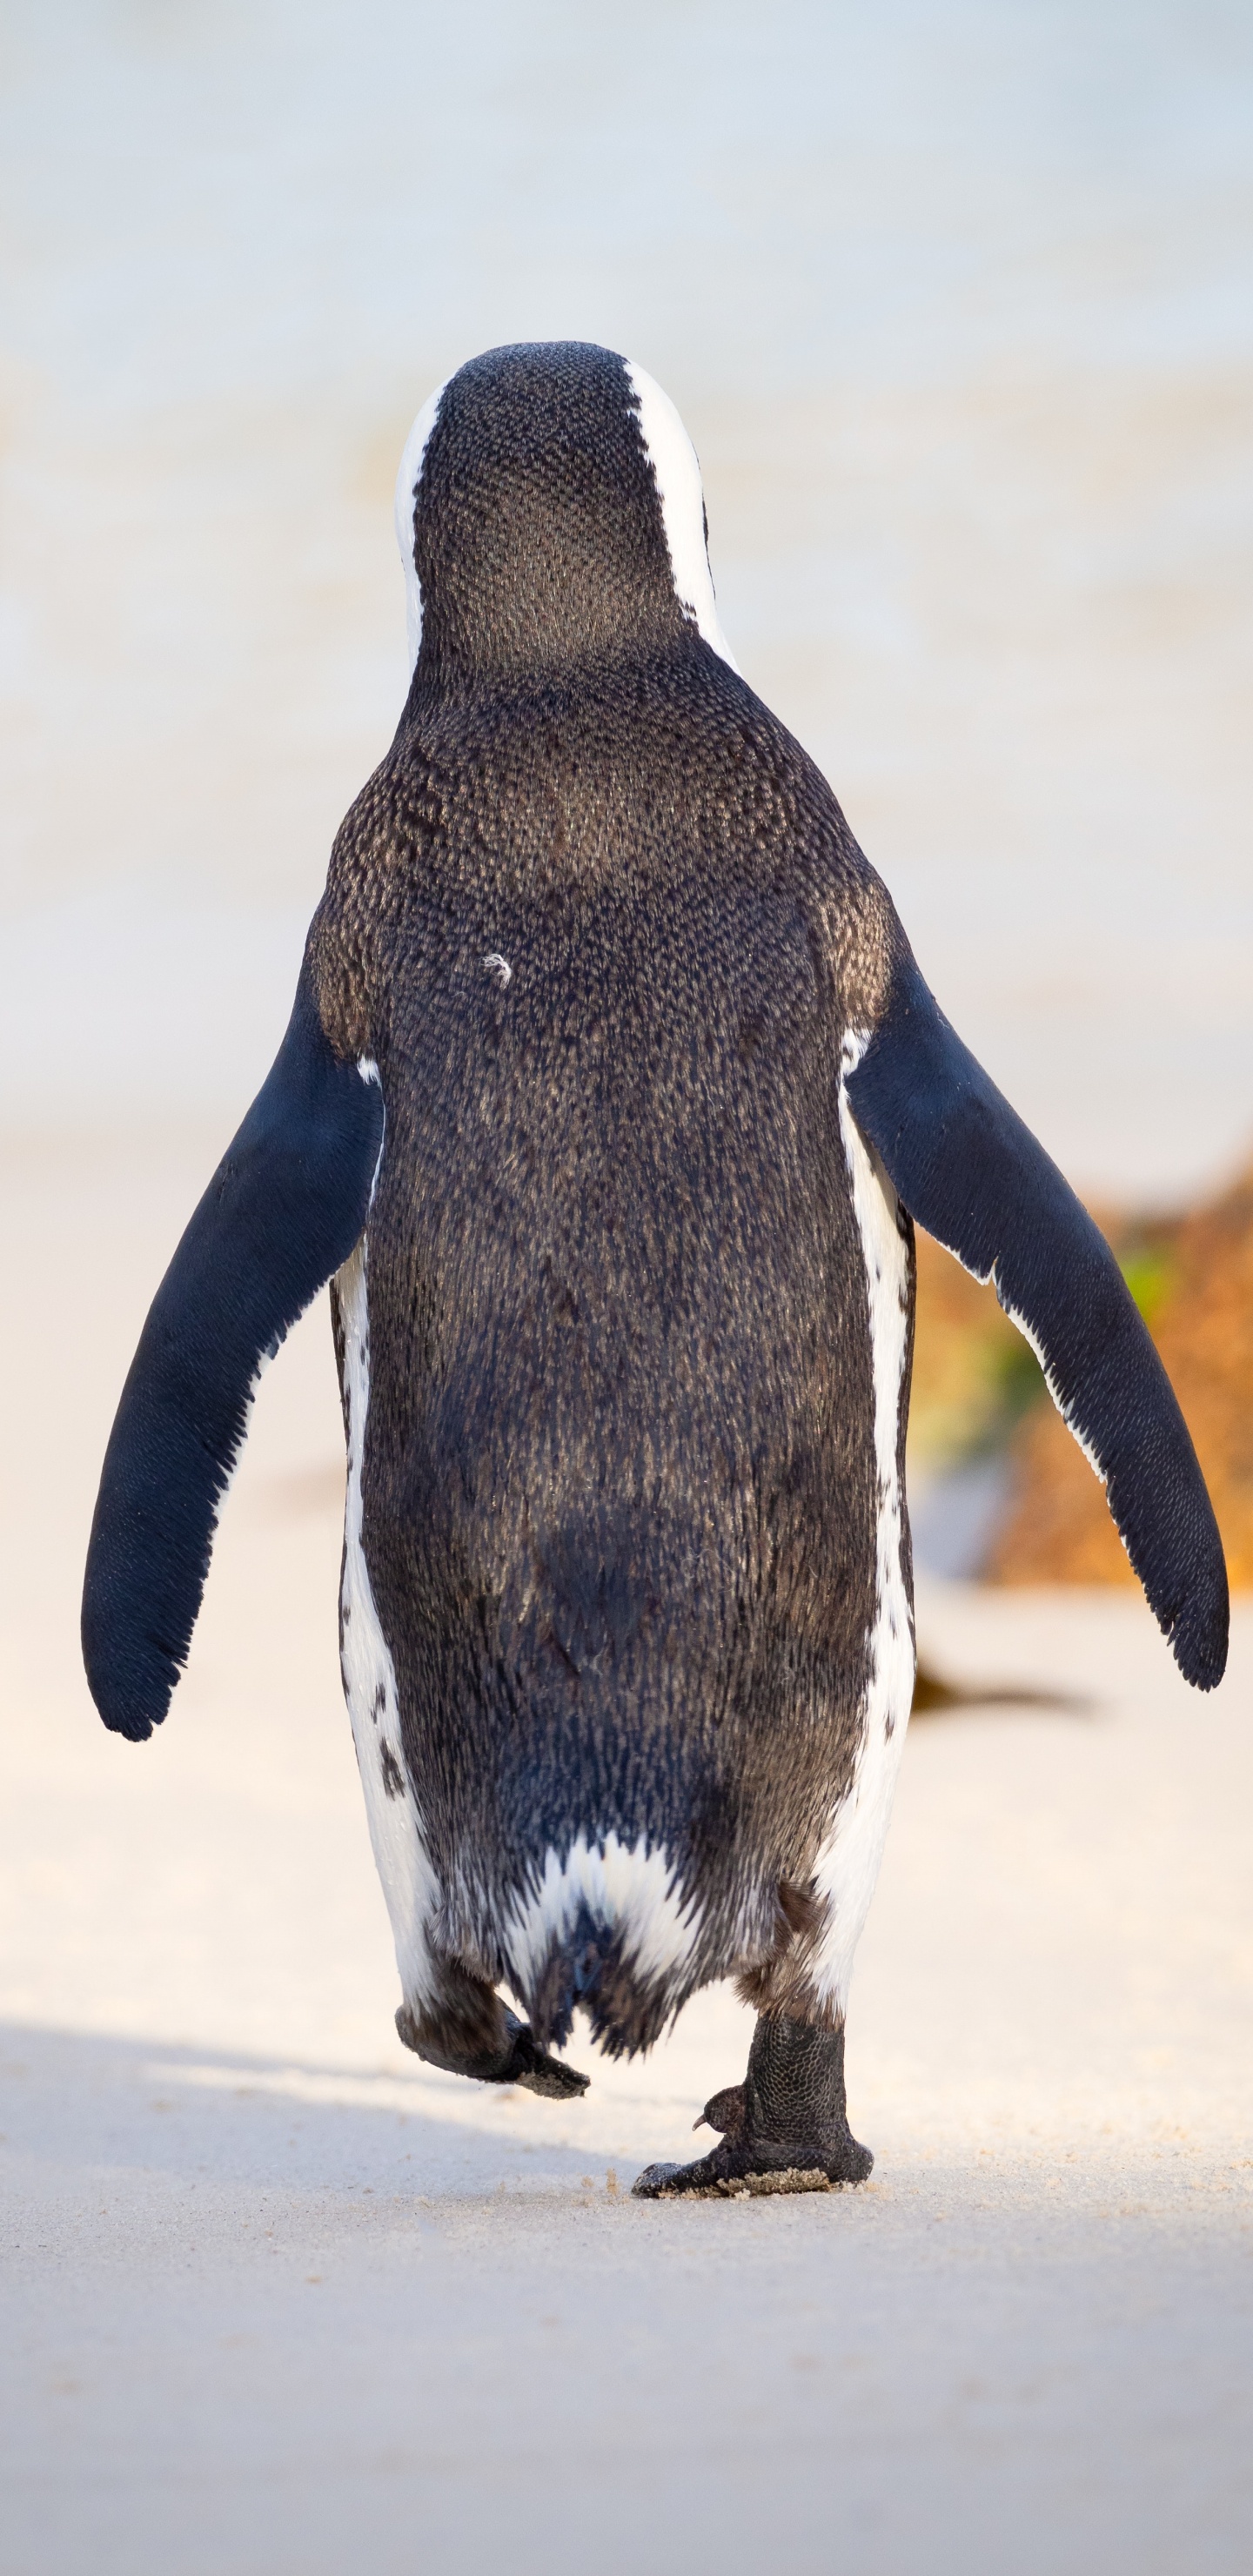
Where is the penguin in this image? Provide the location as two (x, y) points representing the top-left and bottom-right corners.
(82, 341), (1229, 2199)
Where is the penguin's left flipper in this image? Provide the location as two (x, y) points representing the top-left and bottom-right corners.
(82, 957), (385, 1741)
(844, 941), (1229, 1689)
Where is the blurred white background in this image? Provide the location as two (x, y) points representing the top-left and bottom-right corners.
(2, 0), (1250, 1191)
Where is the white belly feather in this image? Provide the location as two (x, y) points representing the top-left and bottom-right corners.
(807, 1033), (916, 2016)
(336, 1233), (442, 2017)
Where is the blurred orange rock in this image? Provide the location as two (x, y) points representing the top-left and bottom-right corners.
(988, 1164), (1253, 1591)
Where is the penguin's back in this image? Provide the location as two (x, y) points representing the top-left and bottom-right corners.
(315, 640), (907, 2014)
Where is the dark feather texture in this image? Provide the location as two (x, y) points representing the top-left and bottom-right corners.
(82, 967), (384, 1738)
(845, 945), (1228, 1688)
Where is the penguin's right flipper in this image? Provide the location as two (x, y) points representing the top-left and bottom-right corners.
(82, 959), (385, 1741)
(844, 942), (1229, 1691)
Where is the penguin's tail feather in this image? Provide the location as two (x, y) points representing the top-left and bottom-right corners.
(520, 1902), (682, 2059)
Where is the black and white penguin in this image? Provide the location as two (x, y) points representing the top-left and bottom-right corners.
(82, 342), (1228, 2198)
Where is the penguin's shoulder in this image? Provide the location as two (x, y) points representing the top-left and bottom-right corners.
(310, 652), (902, 1050)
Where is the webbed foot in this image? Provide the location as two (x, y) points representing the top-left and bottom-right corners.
(498, 2016), (591, 2100)
(633, 2012), (871, 2199)
(397, 2002), (590, 2099)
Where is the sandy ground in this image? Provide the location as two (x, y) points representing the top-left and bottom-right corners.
(1, 1133), (1251, 2573)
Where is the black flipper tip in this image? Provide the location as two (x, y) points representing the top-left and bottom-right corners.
(1166, 1586), (1229, 1692)
(96, 1695), (160, 1743)
(84, 1622), (178, 1741)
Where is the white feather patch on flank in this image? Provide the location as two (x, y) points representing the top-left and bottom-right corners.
(625, 361), (740, 673)
(503, 1832), (702, 1999)
(337, 1234), (441, 2014)
(808, 1031), (916, 2017)
(394, 380), (449, 676)
(357, 1057), (385, 1205)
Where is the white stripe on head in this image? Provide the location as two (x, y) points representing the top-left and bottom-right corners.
(625, 361), (740, 674)
(394, 379), (450, 675)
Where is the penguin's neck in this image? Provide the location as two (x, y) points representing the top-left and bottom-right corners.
(410, 569), (689, 696)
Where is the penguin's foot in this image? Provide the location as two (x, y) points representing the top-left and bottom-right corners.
(632, 2010), (872, 2199)
(493, 2015), (591, 2100)
(396, 2002), (590, 2100)
(633, 2154), (851, 2199)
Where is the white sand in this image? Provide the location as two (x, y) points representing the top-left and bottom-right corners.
(2, 1136), (1252, 2572)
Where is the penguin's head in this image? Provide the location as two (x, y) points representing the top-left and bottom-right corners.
(393, 341), (737, 689)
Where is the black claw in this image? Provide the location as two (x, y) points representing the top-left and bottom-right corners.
(504, 2023), (590, 2099)
(697, 2083), (746, 2137)
(400, 2002), (589, 2097)
(635, 2161), (687, 2195)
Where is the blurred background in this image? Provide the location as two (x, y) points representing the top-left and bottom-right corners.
(0, 0), (1250, 2056)
(3, 0), (1251, 1179)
